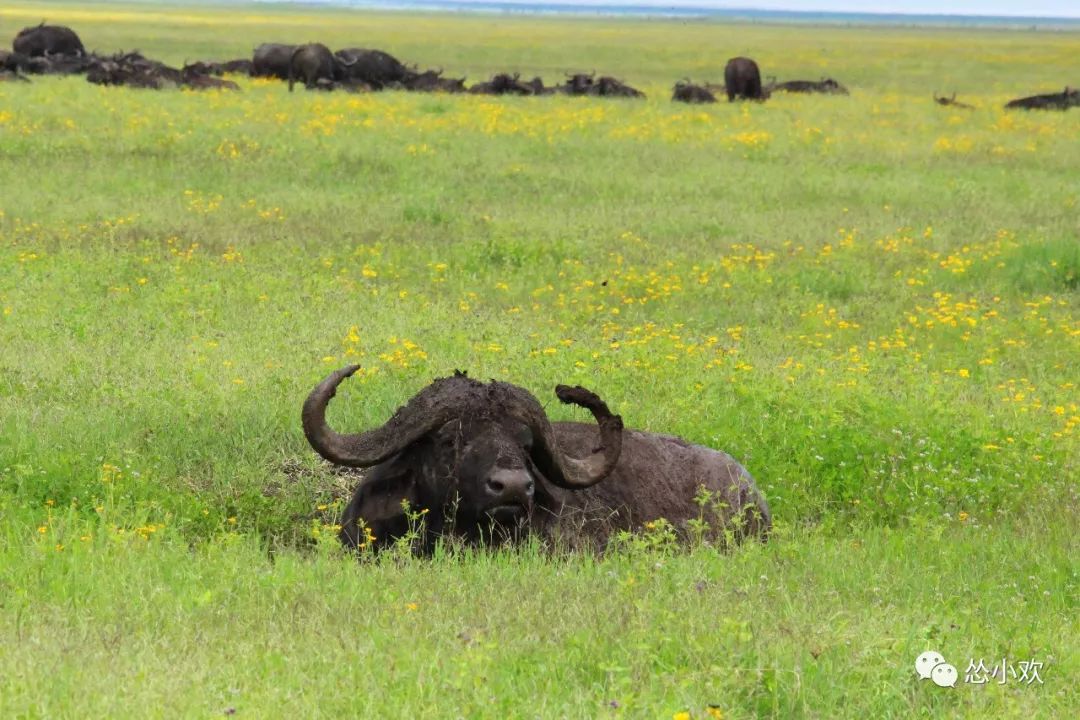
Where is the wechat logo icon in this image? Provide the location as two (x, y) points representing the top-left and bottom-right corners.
(916, 651), (958, 688)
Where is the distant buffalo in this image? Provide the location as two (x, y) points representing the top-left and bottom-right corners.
(184, 59), (252, 77)
(587, 76), (645, 99)
(334, 48), (412, 89)
(468, 72), (535, 96)
(12, 23), (85, 57)
(251, 43), (296, 80)
(182, 61), (224, 77)
(1004, 86), (1079, 111)
(288, 43), (355, 91)
(724, 57), (768, 101)
(86, 51), (182, 89)
(221, 58), (253, 75)
(559, 72), (596, 95)
(181, 59), (252, 77)
(404, 69), (466, 93)
(2, 48), (91, 76)
(549, 72), (644, 98)
(87, 50), (238, 91)
(2, 50), (45, 74)
(0, 52), (29, 82)
(672, 80), (717, 104)
(523, 76), (550, 95)
(768, 77), (848, 95)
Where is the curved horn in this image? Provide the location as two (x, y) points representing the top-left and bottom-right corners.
(302, 365), (469, 467)
(508, 384), (623, 489)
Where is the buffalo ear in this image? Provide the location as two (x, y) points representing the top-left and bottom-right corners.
(338, 472), (420, 549)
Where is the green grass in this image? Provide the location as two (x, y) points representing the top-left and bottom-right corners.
(3, 518), (1076, 718)
(0, 1), (1078, 717)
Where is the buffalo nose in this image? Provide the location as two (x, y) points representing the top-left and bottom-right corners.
(485, 469), (534, 501)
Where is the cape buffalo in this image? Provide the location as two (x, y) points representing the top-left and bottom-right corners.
(182, 60), (224, 77)
(724, 56), (768, 102)
(4, 48), (94, 76)
(769, 77), (848, 95)
(183, 59), (252, 77)
(468, 72), (534, 96)
(560, 72), (595, 95)
(288, 43), (356, 92)
(303, 367), (771, 553)
(334, 48), (412, 89)
(12, 23), (85, 57)
(1005, 86), (1079, 111)
(86, 51), (176, 89)
(586, 76), (645, 98)
(672, 80), (717, 104)
(86, 51), (229, 91)
(523, 76), (550, 95)
(0, 51), (25, 81)
(404, 69), (466, 93)
(251, 43), (296, 80)
(221, 58), (253, 75)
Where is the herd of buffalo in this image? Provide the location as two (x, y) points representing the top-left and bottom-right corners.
(3, 22), (1077, 110)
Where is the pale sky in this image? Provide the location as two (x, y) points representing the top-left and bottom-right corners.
(452, 0), (1080, 17)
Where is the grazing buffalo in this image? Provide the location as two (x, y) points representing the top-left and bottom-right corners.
(724, 57), (768, 101)
(672, 80), (717, 104)
(933, 92), (974, 109)
(12, 23), (85, 57)
(1005, 86), (1079, 111)
(334, 48), (412, 89)
(251, 43), (297, 80)
(304, 367), (771, 552)
(768, 77), (848, 95)
(288, 43), (355, 91)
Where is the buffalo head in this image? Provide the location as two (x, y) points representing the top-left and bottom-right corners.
(303, 367), (622, 549)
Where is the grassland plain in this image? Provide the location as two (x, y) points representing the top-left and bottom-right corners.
(0, 1), (1078, 717)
